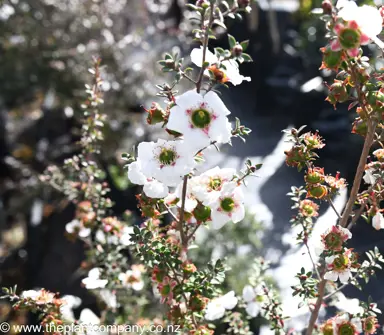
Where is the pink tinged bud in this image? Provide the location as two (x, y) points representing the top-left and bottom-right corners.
(330, 39), (341, 52)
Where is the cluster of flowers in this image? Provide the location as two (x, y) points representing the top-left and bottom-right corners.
(321, 307), (381, 335)
(128, 87), (249, 231)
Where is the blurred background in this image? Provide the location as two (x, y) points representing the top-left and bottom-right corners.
(1, 0), (384, 333)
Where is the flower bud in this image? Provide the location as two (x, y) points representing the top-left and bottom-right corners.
(351, 117), (367, 137)
(232, 43), (243, 57)
(145, 103), (166, 125)
(196, 0), (210, 8)
(208, 65), (229, 84)
(366, 90), (384, 113)
(322, 0), (333, 15)
(238, 0), (251, 8)
(320, 46), (342, 70)
(326, 80), (348, 108)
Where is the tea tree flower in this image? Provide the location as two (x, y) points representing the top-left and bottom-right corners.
(118, 265), (145, 291)
(82, 268), (108, 289)
(137, 139), (196, 186)
(363, 168), (378, 185)
(324, 251), (353, 283)
(372, 212), (384, 230)
(65, 219), (91, 238)
(205, 291), (238, 321)
(242, 285), (264, 317)
(321, 225), (352, 251)
(210, 182), (245, 230)
(331, 1), (383, 57)
(167, 90), (232, 150)
(193, 166), (237, 205)
(333, 313), (362, 335)
(190, 46), (251, 86)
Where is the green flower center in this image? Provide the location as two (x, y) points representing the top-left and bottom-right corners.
(209, 177), (222, 191)
(339, 28), (360, 49)
(324, 232), (342, 250)
(220, 197), (235, 212)
(303, 204), (314, 216)
(161, 285), (171, 296)
(333, 254), (349, 271)
(159, 148), (176, 165)
(191, 109), (211, 128)
(338, 323), (355, 335)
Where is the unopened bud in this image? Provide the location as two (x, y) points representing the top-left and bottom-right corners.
(196, 0), (209, 8)
(232, 43), (243, 57)
(238, 0), (251, 8)
(322, 0), (332, 15)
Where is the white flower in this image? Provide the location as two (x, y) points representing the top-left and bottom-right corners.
(118, 268), (144, 291)
(127, 161), (169, 198)
(65, 219), (91, 238)
(242, 285), (264, 317)
(192, 166), (237, 205)
(95, 230), (118, 245)
(82, 268), (108, 289)
(210, 182), (245, 230)
(143, 179), (169, 198)
(333, 313), (362, 334)
(99, 289), (118, 309)
(190, 46), (251, 86)
(61, 295), (82, 322)
(363, 168), (378, 185)
(337, 0), (382, 39)
(137, 139), (196, 186)
(372, 212), (384, 230)
(78, 309), (108, 335)
(205, 291), (238, 321)
(120, 226), (134, 246)
(21, 290), (40, 300)
(165, 177), (203, 213)
(167, 90), (232, 150)
(331, 292), (363, 315)
(324, 254), (352, 283)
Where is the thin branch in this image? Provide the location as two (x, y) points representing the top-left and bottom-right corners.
(178, 175), (189, 248)
(196, 4), (215, 93)
(164, 204), (179, 223)
(305, 242), (321, 279)
(327, 195), (342, 220)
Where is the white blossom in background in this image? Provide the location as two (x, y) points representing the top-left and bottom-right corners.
(99, 290), (118, 309)
(363, 168), (377, 185)
(82, 268), (108, 289)
(137, 139), (196, 186)
(78, 309), (108, 335)
(167, 90), (232, 150)
(372, 212), (384, 230)
(65, 219), (91, 238)
(21, 290), (40, 300)
(205, 291), (238, 321)
(190, 46), (251, 86)
(118, 265), (145, 291)
(61, 295), (82, 322)
(242, 285), (264, 317)
(210, 182), (245, 230)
